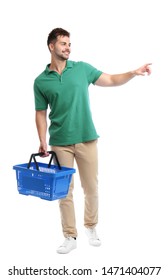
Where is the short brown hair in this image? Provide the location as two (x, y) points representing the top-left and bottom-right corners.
(47, 28), (70, 48)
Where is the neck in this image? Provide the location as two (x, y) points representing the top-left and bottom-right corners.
(49, 58), (67, 74)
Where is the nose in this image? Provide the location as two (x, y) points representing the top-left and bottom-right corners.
(65, 46), (70, 52)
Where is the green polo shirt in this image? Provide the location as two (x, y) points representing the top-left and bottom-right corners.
(34, 60), (102, 146)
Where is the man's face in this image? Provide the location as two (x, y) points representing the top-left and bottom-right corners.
(50, 35), (71, 61)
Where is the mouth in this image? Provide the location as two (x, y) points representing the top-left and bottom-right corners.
(63, 50), (70, 54)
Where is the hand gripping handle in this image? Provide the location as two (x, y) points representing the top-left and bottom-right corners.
(27, 151), (61, 170)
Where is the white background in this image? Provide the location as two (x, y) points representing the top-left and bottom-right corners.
(0, 0), (168, 279)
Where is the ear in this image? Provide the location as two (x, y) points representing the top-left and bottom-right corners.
(49, 43), (54, 52)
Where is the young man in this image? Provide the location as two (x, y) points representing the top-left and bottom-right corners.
(34, 28), (151, 254)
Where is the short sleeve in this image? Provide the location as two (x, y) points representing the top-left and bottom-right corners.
(34, 79), (48, 110)
(81, 62), (102, 84)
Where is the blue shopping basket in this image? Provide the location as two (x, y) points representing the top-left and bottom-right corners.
(13, 151), (76, 201)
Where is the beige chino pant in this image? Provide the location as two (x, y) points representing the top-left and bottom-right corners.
(51, 140), (98, 238)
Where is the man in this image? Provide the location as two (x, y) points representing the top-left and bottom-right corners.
(34, 28), (151, 254)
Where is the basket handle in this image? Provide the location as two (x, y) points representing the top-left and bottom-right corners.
(27, 151), (61, 171)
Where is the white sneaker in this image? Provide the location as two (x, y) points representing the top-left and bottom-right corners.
(85, 228), (101, 247)
(57, 237), (77, 254)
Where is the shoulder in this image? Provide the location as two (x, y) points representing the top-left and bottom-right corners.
(34, 70), (46, 85)
(67, 60), (85, 68)
(34, 65), (50, 83)
(68, 60), (94, 68)
(73, 61), (99, 73)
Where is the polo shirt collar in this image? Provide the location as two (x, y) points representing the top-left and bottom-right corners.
(45, 60), (73, 75)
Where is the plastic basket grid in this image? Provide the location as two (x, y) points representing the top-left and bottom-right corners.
(13, 162), (75, 201)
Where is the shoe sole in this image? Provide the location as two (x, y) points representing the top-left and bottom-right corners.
(89, 241), (101, 247)
(57, 245), (77, 254)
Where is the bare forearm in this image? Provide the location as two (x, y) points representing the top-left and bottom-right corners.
(35, 110), (47, 144)
(109, 71), (136, 86)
